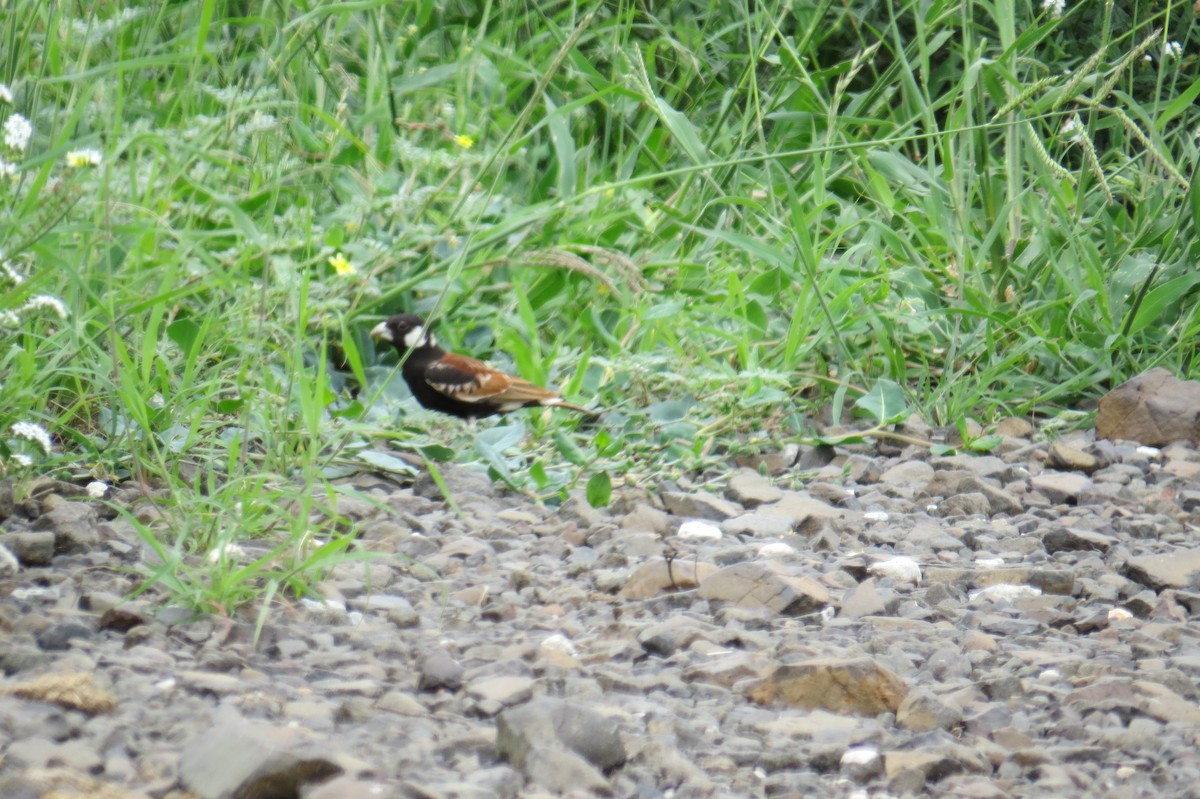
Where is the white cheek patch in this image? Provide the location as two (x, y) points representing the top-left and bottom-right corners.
(402, 325), (426, 348)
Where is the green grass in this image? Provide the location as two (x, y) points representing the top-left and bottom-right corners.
(1, 0), (1197, 615)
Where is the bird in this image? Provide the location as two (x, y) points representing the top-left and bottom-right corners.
(370, 314), (597, 423)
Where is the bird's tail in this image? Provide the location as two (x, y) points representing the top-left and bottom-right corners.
(548, 399), (601, 417)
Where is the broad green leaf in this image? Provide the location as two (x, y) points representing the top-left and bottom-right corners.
(586, 471), (612, 508)
(554, 430), (588, 466)
(357, 450), (419, 475)
(647, 399), (693, 423)
(166, 319), (201, 356)
(855, 380), (910, 425)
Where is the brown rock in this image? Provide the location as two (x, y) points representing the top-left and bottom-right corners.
(1097, 367), (1200, 446)
(1, 672), (116, 715)
(746, 657), (908, 714)
(620, 558), (718, 599)
(662, 491), (742, 520)
(1046, 442), (1100, 473)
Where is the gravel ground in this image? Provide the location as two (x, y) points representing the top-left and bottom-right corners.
(4, 424), (1200, 799)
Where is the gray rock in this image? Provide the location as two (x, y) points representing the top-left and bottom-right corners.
(896, 687), (962, 732)
(178, 710), (343, 799)
(467, 675), (534, 715)
(1124, 549), (1200, 591)
(1030, 471), (1094, 504)
(720, 511), (795, 538)
(839, 578), (890, 619)
(31, 501), (99, 552)
(496, 697), (625, 794)
(0, 532), (55, 565)
(725, 470), (783, 507)
(1042, 526), (1114, 554)
(419, 648), (465, 692)
(0, 542), (18, 577)
(36, 620), (95, 651)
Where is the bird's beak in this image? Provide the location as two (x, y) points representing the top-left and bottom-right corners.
(369, 322), (392, 342)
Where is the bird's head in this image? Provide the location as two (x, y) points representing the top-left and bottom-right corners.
(370, 314), (436, 351)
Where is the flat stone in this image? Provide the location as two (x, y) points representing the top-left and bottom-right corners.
(1124, 549), (1200, 591)
(662, 491), (742, 520)
(725, 470), (784, 507)
(467, 676), (534, 713)
(698, 562), (830, 615)
(720, 511), (796, 538)
(1030, 471), (1094, 504)
(683, 651), (774, 689)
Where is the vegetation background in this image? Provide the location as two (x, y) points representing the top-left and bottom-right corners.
(1, 0), (1197, 611)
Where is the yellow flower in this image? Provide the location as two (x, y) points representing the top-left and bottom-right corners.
(65, 149), (102, 168)
(328, 252), (355, 276)
(454, 133), (475, 149)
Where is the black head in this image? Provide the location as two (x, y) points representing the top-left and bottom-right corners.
(370, 314), (437, 351)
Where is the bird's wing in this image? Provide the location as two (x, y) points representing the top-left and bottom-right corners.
(425, 353), (562, 405)
(424, 353), (515, 403)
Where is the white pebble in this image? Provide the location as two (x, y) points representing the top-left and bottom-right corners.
(1108, 607), (1134, 622)
(868, 556), (922, 584)
(975, 557), (1005, 569)
(969, 584), (1041, 602)
(841, 746), (880, 767)
(863, 511), (889, 522)
(1038, 668), (1061, 683)
(758, 542), (795, 558)
(540, 633), (578, 656)
(1136, 446), (1162, 460)
(678, 520), (722, 540)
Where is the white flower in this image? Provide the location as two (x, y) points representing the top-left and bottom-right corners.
(235, 111), (278, 137)
(86, 481), (109, 498)
(1041, 0), (1065, 17)
(207, 542), (246, 563)
(1164, 41), (1183, 60)
(3, 113), (32, 151)
(22, 295), (68, 318)
(65, 148), (102, 168)
(1, 257), (22, 284)
(0, 159), (15, 178)
(1061, 113), (1086, 144)
(0, 84), (11, 104)
(11, 421), (52, 454)
(9, 453), (32, 467)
